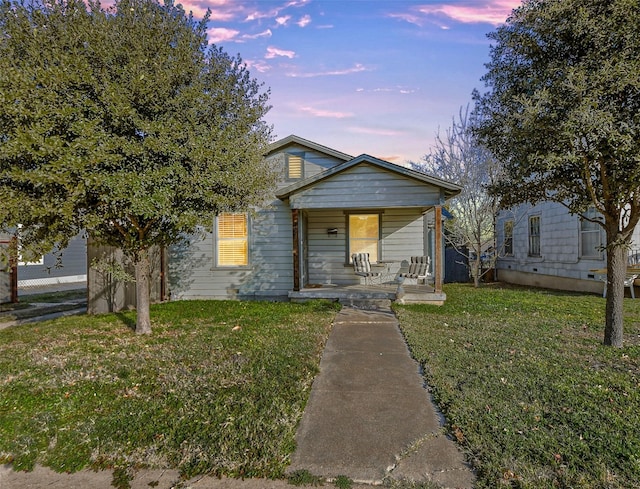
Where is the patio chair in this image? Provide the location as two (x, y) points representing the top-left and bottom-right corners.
(603, 273), (638, 299)
(352, 253), (381, 285)
(398, 256), (431, 285)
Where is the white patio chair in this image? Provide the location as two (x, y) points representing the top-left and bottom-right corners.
(352, 253), (381, 285)
(398, 256), (431, 285)
(603, 274), (638, 299)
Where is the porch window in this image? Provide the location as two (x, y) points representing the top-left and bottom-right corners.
(348, 213), (380, 263)
(286, 153), (304, 180)
(580, 207), (603, 259)
(528, 215), (541, 257)
(503, 220), (514, 256)
(216, 212), (248, 267)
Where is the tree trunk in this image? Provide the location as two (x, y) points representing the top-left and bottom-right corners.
(134, 248), (152, 335)
(604, 241), (626, 347)
(472, 256), (481, 288)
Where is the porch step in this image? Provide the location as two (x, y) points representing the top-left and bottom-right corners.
(338, 298), (393, 310)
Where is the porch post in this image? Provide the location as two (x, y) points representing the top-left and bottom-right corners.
(292, 209), (300, 291)
(434, 205), (443, 294)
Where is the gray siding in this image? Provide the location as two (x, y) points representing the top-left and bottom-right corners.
(496, 202), (605, 290)
(18, 234), (86, 285)
(168, 198), (294, 300)
(270, 145), (347, 190)
(289, 164), (442, 209)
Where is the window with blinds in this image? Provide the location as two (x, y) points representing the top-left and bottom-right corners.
(287, 154), (303, 179)
(217, 212), (248, 267)
(348, 214), (380, 263)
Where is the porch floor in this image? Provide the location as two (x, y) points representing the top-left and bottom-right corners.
(289, 283), (446, 305)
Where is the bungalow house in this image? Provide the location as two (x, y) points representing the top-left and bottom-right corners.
(165, 135), (462, 305)
(495, 201), (640, 294)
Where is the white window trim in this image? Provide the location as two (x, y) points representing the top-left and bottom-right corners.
(213, 212), (251, 269)
(345, 212), (382, 264)
(579, 210), (604, 260)
(528, 215), (541, 257)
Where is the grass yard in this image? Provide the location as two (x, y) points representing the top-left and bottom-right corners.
(396, 283), (640, 489)
(0, 299), (338, 480)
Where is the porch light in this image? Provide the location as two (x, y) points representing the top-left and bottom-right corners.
(327, 228), (338, 236)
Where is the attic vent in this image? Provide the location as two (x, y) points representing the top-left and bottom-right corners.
(287, 155), (303, 179)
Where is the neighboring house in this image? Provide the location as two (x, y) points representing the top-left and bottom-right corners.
(18, 234), (87, 290)
(167, 135), (462, 304)
(495, 201), (640, 294)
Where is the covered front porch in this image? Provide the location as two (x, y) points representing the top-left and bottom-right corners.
(288, 282), (446, 305)
(276, 154), (462, 305)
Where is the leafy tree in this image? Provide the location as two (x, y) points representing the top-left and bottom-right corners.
(414, 105), (501, 287)
(0, 0), (276, 333)
(474, 0), (640, 347)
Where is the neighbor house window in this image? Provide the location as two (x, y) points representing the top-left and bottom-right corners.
(286, 153), (304, 179)
(528, 215), (541, 257)
(216, 212), (248, 267)
(580, 208), (603, 259)
(503, 220), (514, 256)
(347, 213), (380, 263)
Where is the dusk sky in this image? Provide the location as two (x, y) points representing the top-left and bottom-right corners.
(189, 0), (523, 164)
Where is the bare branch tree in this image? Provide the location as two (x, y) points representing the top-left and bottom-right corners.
(413, 105), (502, 287)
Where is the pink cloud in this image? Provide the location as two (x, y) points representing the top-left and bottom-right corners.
(245, 0), (309, 22)
(287, 63), (368, 78)
(179, 0), (238, 21)
(244, 59), (271, 73)
(348, 127), (404, 137)
(242, 29), (272, 40)
(297, 14), (311, 27)
(299, 106), (353, 118)
(276, 15), (291, 26)
(392, 0), (521, 27)
(207, 27), (239, 43)
(265, 46), (296, 59)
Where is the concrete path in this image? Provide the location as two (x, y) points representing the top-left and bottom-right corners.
(288, 305), (475, 487)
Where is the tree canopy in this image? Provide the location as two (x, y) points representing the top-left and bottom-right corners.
(0, 0), (276, 333)
(474, 0), (640, 346)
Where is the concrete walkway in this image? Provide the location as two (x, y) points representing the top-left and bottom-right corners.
(288, 305), (475, 487)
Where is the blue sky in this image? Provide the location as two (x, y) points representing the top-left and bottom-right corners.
(187, 0), (522, 164)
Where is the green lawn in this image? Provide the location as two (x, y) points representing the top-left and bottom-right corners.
(395, 284), (640, 489)
(3, 287), (639, 488)
(0, 300), (338, 480)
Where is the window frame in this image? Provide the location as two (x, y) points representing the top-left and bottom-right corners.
(528, 215), (541, 257)
(214, 212), (250, 269)
(345, 212), (382, 264)
(503, 220), (514, 257)
(579, 208), (604, 259)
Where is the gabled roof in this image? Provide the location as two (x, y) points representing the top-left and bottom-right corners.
(267, 135), (353, 162)
(276, 153), (462, 200)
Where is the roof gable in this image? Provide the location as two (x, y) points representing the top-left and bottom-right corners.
(276, 153), (462, 201)
(267, 135), (353, 162)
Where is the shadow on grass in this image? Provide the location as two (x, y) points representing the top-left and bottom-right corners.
(115, 312), (136, 331)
